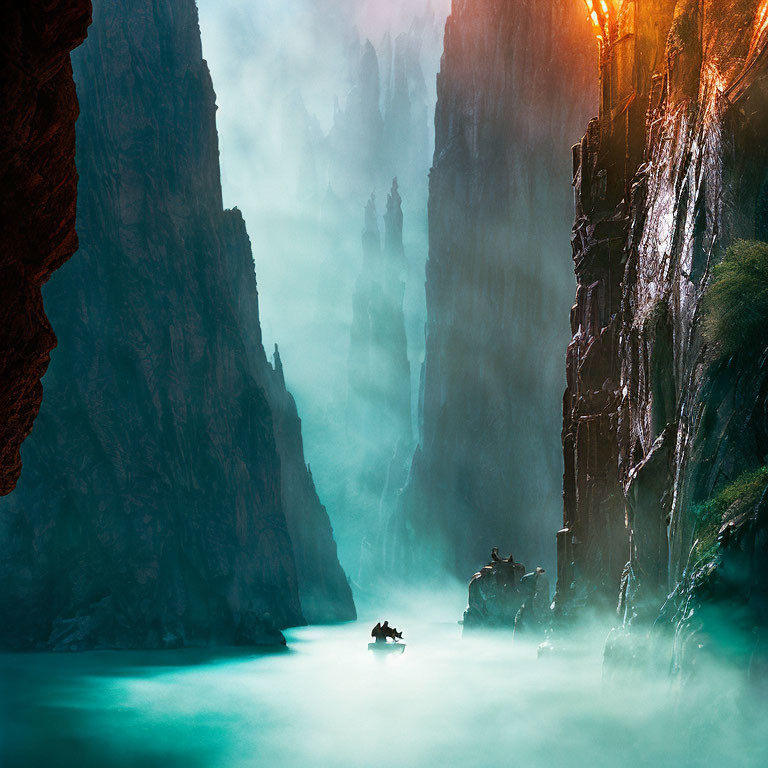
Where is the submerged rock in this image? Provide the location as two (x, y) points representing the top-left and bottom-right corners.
(463, 551), (550, 637)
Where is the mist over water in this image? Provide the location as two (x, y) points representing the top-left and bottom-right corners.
(2, 591), (766, 768)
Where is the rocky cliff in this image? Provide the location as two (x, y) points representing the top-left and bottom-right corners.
(0, 2), (91, 496)
(267, 346), (355, 624)
(0, 0), (353, 651)
(560, 0), (768, 665)
(393, 0), (596, 577)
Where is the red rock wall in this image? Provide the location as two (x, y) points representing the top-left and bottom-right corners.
(0, 1), (91, 495)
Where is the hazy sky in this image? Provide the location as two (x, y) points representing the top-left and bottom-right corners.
(197, 0), (450, 349)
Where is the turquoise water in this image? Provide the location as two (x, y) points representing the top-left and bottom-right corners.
(1, 599), (766, 767)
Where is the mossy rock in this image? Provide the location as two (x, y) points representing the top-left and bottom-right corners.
(690, 466), (768, 566)
(701, 239), (768, 362)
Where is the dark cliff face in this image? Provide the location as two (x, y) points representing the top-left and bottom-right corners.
(0, 2), (91, 496)
(394, 0), (596, 577)
(560, 0), (681, 615)
(561, 0), (768, 661)
(0, 0), (353, 650)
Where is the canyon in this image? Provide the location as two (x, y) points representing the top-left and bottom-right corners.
(2, 0), (768, 677)
(0, 0), (353, 650)
(196, 2), (447, 580)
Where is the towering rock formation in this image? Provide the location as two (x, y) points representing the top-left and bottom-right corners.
(0, 0), (353, 651)
(381, 12), (438, 213)
(394, 0), (596, 576)
(346, 182), (413, 581)
(380, 12), (444, 391)
(328, 40), (386, 203)
(0, 2), (91, 495)
(560, 0), (768, 663)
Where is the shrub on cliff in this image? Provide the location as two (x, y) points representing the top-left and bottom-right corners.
(691, 466), (768, 564)
(701, 239), (768, 360)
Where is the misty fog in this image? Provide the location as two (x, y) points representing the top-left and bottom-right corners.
(4, 595), (767, 767)
(197, 0), (451, 583)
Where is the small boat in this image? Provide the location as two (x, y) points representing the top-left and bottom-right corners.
(368, 641), (406, 654)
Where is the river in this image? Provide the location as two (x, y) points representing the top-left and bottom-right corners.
(0, 591), (765, 767)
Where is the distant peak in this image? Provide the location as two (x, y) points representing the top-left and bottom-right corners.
(273, 343), (285, 385)
(364, 193), (379, 235)
(388, 177), (401, 208)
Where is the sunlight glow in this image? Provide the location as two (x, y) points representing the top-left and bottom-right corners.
(752, 0), (768, 54)
(582, 0), (616, 41)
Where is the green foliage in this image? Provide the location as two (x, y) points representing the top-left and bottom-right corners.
(690, 466), (768, 564)
(701, 239), (768, 360)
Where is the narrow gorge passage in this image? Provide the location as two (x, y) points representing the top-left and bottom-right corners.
(2, 1), (768, 766)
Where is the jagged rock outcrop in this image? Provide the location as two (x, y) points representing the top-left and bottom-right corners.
(393, 0), (596, 577)
(380, 9), (442, 218)
(462, 550), (550, 636)
(267, 346), (354, 624)
(0, 2), (91, 496)
(0, 0), (353, 651)
(559, 1), (768, 664)
(559, 0), (681, 617)
(463, 554), (526, 631)
(348, 183), (412, 447)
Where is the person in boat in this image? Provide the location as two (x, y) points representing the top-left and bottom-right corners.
(372, 621), (404, 642)
(383, 622), (403, 641)
(371, 622), (386, 643)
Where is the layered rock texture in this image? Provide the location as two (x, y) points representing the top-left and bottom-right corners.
(559, 0), (768, 664)
(0, 2), (91, 495)
(393, 0), (596, 576)
(0, 0), (353, 650)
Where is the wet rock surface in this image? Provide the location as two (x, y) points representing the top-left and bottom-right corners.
(559, 0), (768, 663)
(0, 0), (353, 650)
(0, 1), (91, 495)
(463, 551), (550, 636)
